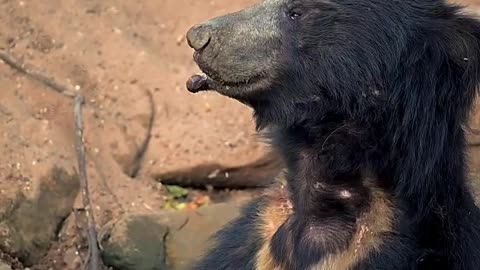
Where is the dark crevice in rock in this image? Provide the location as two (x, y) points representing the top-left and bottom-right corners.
(155, 152), (284, 189)
(129, 89), (156, 179)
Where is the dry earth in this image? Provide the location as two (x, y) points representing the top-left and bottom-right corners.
(1, 0), (480, 269)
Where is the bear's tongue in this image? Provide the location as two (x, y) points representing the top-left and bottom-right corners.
(186, 74), (209, 93)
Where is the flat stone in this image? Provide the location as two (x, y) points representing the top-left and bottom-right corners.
(101, 202), (241, 270)
(101, 215), (169, 270)
(0, 167), (79, 265)
(0, 262), (12, 270)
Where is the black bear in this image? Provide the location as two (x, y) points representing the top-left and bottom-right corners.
(185, 0), (480, 269)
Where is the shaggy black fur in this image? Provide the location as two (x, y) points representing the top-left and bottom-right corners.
(192, 0), (480, 269)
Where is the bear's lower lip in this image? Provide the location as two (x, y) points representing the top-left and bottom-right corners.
(186, 70), (265, 95)
(186, 74), (210, 93)
(186, 72), (246, 93)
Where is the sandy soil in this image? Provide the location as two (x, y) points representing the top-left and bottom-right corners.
(2, 0), (480, 269)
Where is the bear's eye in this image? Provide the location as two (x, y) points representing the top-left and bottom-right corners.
(289, 12), (301, 20)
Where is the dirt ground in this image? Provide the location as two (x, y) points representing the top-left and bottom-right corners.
(2, 0), (480, 269)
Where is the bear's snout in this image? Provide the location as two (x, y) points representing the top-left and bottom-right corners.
(186, 24), (211, 52)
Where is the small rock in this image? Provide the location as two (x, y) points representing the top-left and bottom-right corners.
(166, 203), (240, 270)
(63, 248), (82, 270)
(101, 215), (169, 270)
(101, 203), (241, 270)
(0, 262), (12, 270)
(0, 167), (80, 265)
(176, 35), (185, 46)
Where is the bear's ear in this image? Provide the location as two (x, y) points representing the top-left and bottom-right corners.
(445, 15), (480, 89)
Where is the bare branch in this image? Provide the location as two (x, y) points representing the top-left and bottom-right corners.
(129, 89), (156, 178)
(74, 94), (101, 270)
(156, 152), (284, 189)
(0, 50), (76, 98)
(1, 49), (103, 268)
(469, 128), (480, 136)
(469, 142), (480, 147)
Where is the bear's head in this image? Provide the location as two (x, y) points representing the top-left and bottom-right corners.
(186, 0), (480, 129)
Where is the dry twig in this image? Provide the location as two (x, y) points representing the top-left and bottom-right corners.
(0, 50), (76, 97)
(129, 89), (156, 178)
(0, 49), (102, 269)
(74, 95), (101, 270)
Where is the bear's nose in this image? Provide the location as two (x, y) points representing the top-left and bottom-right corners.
(186, 24), (211, 51)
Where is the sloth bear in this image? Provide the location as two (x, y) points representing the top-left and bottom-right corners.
(185, 0), (480, 269)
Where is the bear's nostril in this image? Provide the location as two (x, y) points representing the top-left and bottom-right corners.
(186, 24), (212, 51)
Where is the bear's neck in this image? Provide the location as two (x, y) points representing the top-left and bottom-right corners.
(271, 113), (475, 219)
(381, 111), (474, 217)
(271, 115), (374, 218)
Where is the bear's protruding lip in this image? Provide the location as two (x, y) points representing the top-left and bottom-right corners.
(186, 52), (265, 95)
(185, 72), (237, 93)
(186, 52), (233, 93)
(186, 71), (264, 94)
(186, 73), (212, 93)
